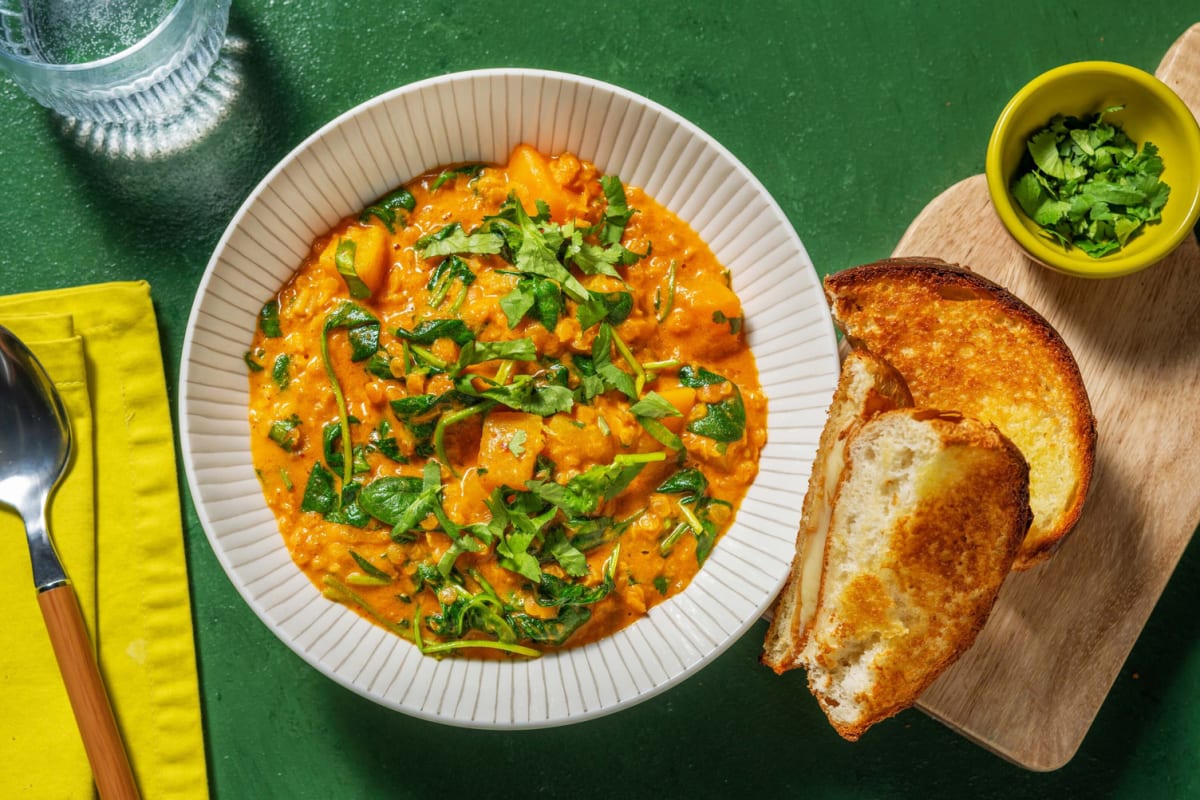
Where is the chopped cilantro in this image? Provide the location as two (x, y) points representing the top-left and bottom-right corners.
(1010, 107), (1171, 258)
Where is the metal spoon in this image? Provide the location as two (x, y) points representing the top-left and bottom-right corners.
(0, 326), (140, 800)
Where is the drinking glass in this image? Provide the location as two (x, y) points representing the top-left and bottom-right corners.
(0, 0), (231, 124)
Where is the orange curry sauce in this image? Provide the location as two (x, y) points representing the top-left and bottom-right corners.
(247, 145), (766, 657)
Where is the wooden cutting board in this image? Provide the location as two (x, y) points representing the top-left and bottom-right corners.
(897, 23), (1200, 771)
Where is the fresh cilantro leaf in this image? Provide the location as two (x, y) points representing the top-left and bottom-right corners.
(492, 194), (590, 302)
(508, 429), (528, 458)
(629, 391), (683, 419)
(597, 175), (634, 246)
(576, 290), (633, 330)
(528, 453), (662, 516)
(541, 527), (588, 577)
(473, 376), (575, 416)
(1011, 110), (1172, 257)
(417, 222), (504, 258)
(590, 324), (637, 401)
(500, 282), (537, 328)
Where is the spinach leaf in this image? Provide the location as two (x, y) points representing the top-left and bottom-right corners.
(349, 551), (392, 583)
(430, 163), (484, 191)
(268, 415), (302, 452)
(326, 481), (370, 528)
(678, 365), (727, 388)
(390, 393), (440, 420)
(535, 545), (619, 607)
(395, 319), (475, 346)
(425, 255), (477, 309)
(360, 187), (416, 232)
(688, 385), (746, 443)
(300, 461), (338, 514)
(334, 238), (371, 299)
(322, 421), (370, 476)
(259, 299), (283, 338)
(364, 351), (396, 380)
(271, 354), (291, 391)
(656, 468), (708, 496)
(357, 475), (425, 526)
(511, 605), (591, 645)
(370, 419), (405, 462)
(244, 350), (265, 372)
(560, 514), (634, 553)
(324, 301), (379, 361)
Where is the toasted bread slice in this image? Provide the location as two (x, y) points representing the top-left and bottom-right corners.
(824, 258), (1096, 569)
(798, 409), (1032, 741)
(763, 349), (912, 673)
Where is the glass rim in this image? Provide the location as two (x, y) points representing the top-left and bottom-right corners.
(0, 0), (203, 75)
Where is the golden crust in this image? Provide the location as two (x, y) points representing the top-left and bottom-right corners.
(804, 409), (1032, 740)
(823, 258), (1096, 569)
(762, 350), (912, 674)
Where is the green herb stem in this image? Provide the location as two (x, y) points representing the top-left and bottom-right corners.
(608, 326), (646, 396)
(434, 401), (496, 476)
(320, 328), (355, 488)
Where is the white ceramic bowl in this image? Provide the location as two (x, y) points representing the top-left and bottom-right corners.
(180, 68), (839, 729)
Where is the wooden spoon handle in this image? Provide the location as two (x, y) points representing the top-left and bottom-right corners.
(37, 584), (141, 800)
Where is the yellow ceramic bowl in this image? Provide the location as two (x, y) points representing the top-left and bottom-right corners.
(986, 61), (1200, 278)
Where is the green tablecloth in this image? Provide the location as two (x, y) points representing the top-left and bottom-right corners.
(2, 2), (1196, 797)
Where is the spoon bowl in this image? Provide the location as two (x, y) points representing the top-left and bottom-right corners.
(0, 326), (140, 799)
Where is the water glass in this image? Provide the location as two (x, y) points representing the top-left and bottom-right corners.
(0, 0), (231, 124)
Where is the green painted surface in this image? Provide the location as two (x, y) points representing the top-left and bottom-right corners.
(2, 2), (1197, 797)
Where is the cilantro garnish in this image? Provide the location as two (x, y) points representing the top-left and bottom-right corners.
(1010, 107), (1171, 258)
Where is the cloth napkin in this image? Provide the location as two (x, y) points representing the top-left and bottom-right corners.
(0, 282), (208, 799)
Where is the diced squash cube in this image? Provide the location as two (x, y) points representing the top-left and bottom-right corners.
(319, 222), (390, 296)
(655, 386), (697, 433)
(477, 412), (546, 493)
(506, 144), (578, 222)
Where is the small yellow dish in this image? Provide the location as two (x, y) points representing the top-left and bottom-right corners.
(986, 60), (1200, 278)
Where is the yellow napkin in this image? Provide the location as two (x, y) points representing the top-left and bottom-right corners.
(0, 282), (208, 799)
